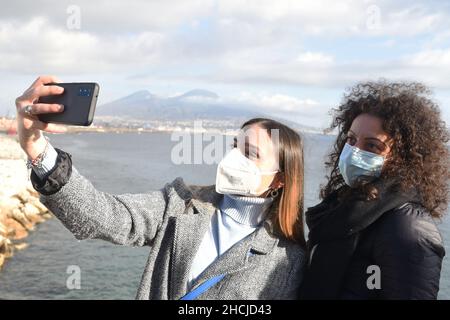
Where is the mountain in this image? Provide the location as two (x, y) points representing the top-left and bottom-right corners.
(96, 89), (260, 121)
(173, 89), (219, 100)
(95, 88), (325, 133)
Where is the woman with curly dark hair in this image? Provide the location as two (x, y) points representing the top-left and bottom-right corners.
(300, 80), (449, 300)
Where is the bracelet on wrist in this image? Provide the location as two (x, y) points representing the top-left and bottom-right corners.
(26, 136), (50, 169)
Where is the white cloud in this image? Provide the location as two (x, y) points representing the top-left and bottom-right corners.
(0, 17), (165, 73)
(222, 92), (330, 128)
(231, 92), (320, 112)
(409, 49), (450, 67)
(2, 0), (450, 79)
(0, 0), (213, 32)
(3, 0), (447, 38)
(217, 0), (450, 36)
(378, 4), (444, 36)
(198, 46), (450, 90)
(218, 0), (359, 34)
(296, 52), (334, 65)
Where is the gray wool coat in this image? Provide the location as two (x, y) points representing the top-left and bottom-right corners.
(38, 166), (306, 300)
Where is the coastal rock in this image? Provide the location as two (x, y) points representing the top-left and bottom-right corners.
(42, 212), (53, 219)
(0, 221), (7, 235)
(29, 198), (48, 214)
(3, 218), (29, 240)
(0, 135), (25, 160)
(14, 190), (31, 203)
(22, 203), (46, 224)
(0, 196), (22, 213)
(0, 134), (52, 270)
(0, 233), (14, 269)
(0, 234), (14, 258)
(10, 208), (34, 231)
(26, 186), (40, 198)
(14, 242), (29, 251)
(23, 202), (40, 216)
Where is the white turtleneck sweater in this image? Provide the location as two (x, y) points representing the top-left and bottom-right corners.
(31, 144), (274, 291)
(187, 194), (273, 290)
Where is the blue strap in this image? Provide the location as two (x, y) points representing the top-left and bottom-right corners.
(180, 274), (225, 300)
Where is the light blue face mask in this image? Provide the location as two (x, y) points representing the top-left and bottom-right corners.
(338, 143), (385, 187)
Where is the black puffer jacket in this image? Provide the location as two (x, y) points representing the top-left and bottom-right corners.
(300, 179), (445, 300)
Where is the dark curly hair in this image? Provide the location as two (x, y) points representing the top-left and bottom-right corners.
(321, 80), (450, 219)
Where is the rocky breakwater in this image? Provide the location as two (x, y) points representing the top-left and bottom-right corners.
(0, 134), (52, 269)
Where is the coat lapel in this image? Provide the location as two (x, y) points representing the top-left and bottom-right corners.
(188, 219), (279, 293)
(169, 184), (222, 299)
(170, 210), (211, 299)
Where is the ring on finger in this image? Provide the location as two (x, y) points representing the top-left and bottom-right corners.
(23, 105), (33, 116)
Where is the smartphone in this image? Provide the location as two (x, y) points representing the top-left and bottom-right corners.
(37, 82), (100, 126)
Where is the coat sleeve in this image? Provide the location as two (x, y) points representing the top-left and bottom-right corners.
(372, 204), (445, 299)
(31, 148), (171, 247)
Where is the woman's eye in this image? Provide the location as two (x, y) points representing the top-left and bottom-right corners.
(346, 136), (356, 145)
(367, 143), (382, 153)
(243, 149), (259, 160)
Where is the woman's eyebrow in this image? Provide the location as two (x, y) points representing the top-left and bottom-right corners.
(365, 137), (388, 147)
(234, 137), (260, 149)
(348, 131), (389, 148)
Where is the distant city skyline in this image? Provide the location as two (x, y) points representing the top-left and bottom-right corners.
(1, 0), (450, 129)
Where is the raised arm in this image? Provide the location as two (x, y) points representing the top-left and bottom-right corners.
(16, 76), (169, 246)
(32, 147), (168, 246)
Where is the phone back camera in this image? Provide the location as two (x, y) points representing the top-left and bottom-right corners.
(78, 88), (91, 97)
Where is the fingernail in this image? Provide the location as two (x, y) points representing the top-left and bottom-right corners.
(59, 104), (64, 111)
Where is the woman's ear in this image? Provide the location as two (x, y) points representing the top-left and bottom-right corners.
(272, 172), (285, 189)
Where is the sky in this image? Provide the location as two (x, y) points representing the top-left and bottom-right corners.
(1, 0), (450, 129)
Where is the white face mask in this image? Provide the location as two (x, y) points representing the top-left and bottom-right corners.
(215, 148), (279, 196)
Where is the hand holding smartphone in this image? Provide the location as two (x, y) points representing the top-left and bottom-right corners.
(37, 82), (100, 126)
